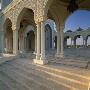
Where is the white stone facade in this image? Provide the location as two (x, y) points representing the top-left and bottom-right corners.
(0, 0), (90, 65)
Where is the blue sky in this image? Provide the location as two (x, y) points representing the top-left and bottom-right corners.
(64, 10), (90, 45)
(64, 10), (90, 32)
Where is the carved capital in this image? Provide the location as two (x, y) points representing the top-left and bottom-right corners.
(35, 15), (46, 23)
(12, 25), (17, 31)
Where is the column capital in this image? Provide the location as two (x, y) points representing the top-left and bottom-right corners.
(35, 16), (46, 23)
(60, 24), (65, 30)
(12, 24), (19, 31)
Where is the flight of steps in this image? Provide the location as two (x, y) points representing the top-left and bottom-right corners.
(44, 49), (90, 70)
(49, 57), (90, 69)
(0, 58), (89, 90)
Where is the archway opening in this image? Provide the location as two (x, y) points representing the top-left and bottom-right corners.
(17, 8), (36, 53)
(86, 35), (90, 48)
(4, 18), (13, 54)
(64, 10), (90, 58)
(26, 30), (35, 51)
(64, 36), (72, 48)
(74, 35), (83, 48)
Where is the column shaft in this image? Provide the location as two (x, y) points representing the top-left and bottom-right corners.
(13, 30), (18, 55)
(56, 29), (60, 57)
(36, 22), (41, 60)
(0, 31), (4, 54)
(60, 25), (64, 57)
(40, 21), (46, 60)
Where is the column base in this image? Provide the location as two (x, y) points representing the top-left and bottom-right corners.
(55, 53), (64, 58)
(33, 59), (48, 65)
(56, 53), (61, 58)
(60, 53), (64, 58)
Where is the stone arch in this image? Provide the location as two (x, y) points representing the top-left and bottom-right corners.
(3, 18), (13, 53)
(25, 25), (35, 37)
(16, 7), (36, 52)
(74, 35), (83, 48)
(40, 0), (68, 25)
(3, 18), (12, 32)
(42, 0), (90, 24)
(15, 7), (35, 31)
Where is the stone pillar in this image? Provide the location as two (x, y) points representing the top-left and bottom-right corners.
(8, 36), (11, 53)
(60, 25), (64, 58)
(74, 39), (76, 48)
(0, 31), (4, 55)
(85, 39), (87, 48)
(40, 21), (46, 60)
(24, 37), (27, 51)
(36, 22), (41, 60)
(83, 39), (85, 48)
(35, 32), (37, 53)
(13, 30), (18, 55)
(21, 35), (24, 52)
(11, 35), (13, 52)
(34, 20), (48, 65)
(71, 38), (74, 48)
(6, 38), (8, 53)
(56, 28), (60, 57)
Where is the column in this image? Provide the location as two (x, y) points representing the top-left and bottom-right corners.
(13, 30), (18, 55)
(34, 21), (48, 65)
(6, 38), (8, 53)
(71, 38), (74, 48)
(83, 39), (85, 48)
(40, 21), (46, 60)
(60, 25), (64, 58)
(85, 39), (87, 48)
(56, 28), (60, 57)
(35, 32), (37, 53)
(74, 39), (76, 48)
(24, 37), (27, 51)
(36, 22), (41, 60)
(8, 35), (11, 53)
(0, 31), (4, 55)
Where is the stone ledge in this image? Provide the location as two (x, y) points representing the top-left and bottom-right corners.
(33, 59), (48, 65)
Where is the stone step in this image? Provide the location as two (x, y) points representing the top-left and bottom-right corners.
(8, 59), (89, 90)
(50, 60), (88, 68)
(49, 58), (89, 69)
(1, 62), (69, 90)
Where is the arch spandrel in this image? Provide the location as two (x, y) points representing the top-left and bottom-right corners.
(11, 0), (37, 30)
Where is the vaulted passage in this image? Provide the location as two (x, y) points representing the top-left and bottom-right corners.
(17, 8), (36, 53)
(4, 18), (13, 54)
(26, 31), (35, 51)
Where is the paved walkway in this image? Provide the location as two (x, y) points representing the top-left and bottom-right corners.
(0, 58), (71, 90)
